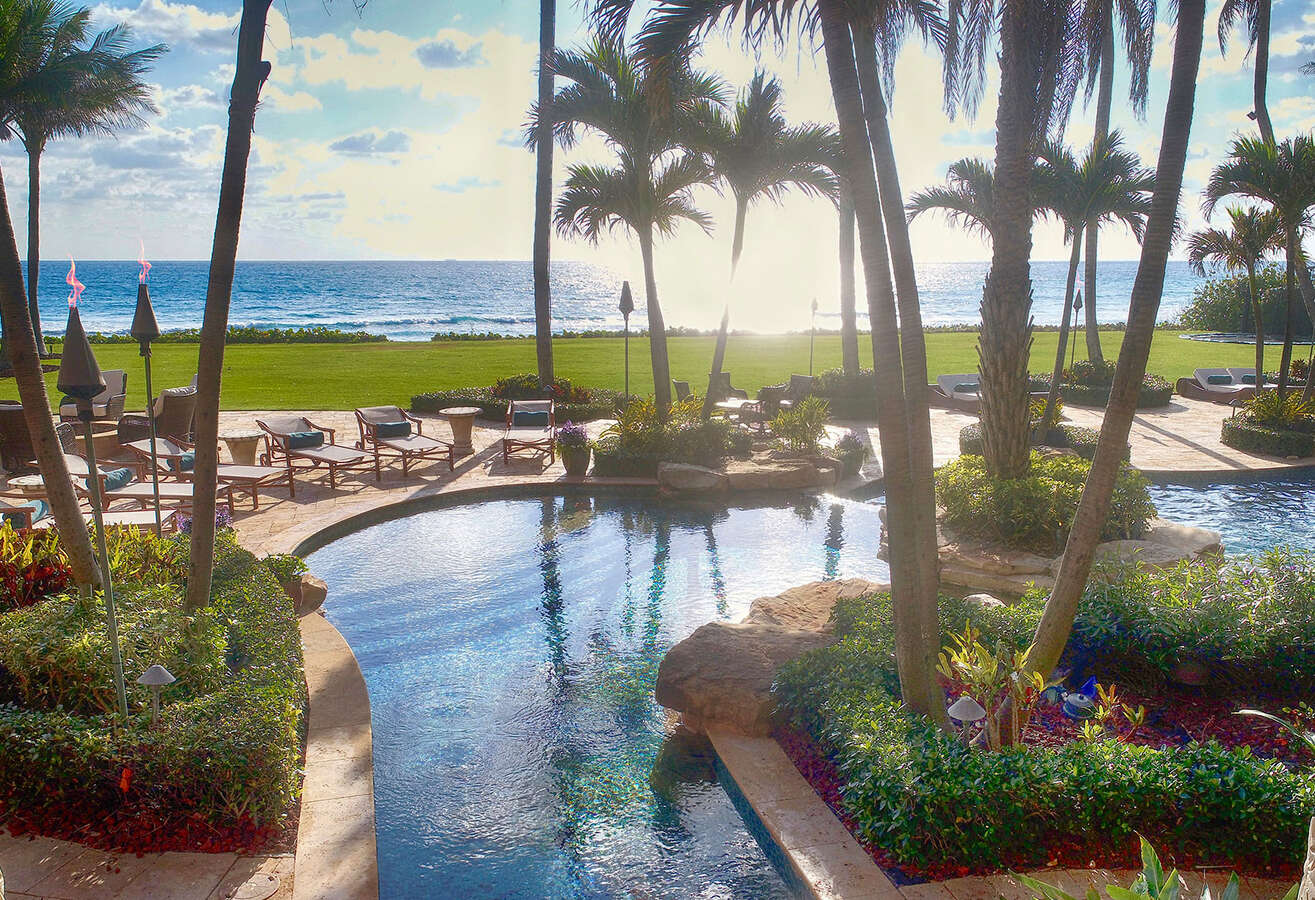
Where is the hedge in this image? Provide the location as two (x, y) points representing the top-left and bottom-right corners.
(411, 387), (623, 422)
(0, 531), (305, 840)
(773, 588), (1315, 872)
(957, 423), (1128, 462)
(1220, 418), (1315, 458)
(1058, 374), (1174, 409)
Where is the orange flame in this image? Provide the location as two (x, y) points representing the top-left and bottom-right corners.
(138, 240), (151, 284)
(66, 258), (85, 308)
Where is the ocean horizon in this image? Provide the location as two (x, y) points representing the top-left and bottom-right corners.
(27, 258), (1207, 342)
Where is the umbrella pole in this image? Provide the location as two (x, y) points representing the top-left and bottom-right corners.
(143, 349), (162, 537)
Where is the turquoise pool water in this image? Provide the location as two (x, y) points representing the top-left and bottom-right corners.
(308, 493), (890, 898)
(1147, 470), (1315, 556)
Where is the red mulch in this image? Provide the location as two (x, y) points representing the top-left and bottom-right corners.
(775, 684), (1311, 884)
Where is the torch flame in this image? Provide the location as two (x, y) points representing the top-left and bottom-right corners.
(66, 258), (85, 308)
(138, 240), (151, 284)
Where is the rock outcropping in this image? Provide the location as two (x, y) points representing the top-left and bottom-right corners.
(656, 452), (839, 495)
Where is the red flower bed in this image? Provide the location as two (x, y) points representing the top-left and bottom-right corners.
(2, 803), (295, 856)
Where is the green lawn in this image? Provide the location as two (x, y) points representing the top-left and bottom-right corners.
(13, 330), (1303, 411)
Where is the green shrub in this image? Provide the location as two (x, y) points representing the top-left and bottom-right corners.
(411, 382), (622, 422)
(0, 526), (73, 612)
(1220, 418), (1315, 457)
(1174, 264), (1312, 336)
(935, 451), (1154, 553)
(773, 585), (1315, 872)
(262, 553), (308, 584)
(812, 367), (878, 419)
(82, 325), (386, 344)
(771, 397), (831, 454)
(591, 397), (741, 476)
(958, 423), (1128, 463)
(958, 422), (984, 455)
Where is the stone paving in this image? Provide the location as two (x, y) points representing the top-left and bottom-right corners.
(2, 399), (1311, 899)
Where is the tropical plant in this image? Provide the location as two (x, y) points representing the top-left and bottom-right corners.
(0, 1), (163, 350)
(770, 395), (830, 453)
(907, 157), (1011, 238)
(1034, 131), (1153, 436)
(1016, 837), (1248, 900)
(532, 39), (724, 422)
(531, 0), (556, 386)
(1186, 207), (1284, 381)
(937, 622), (1044, 748)
(696, 70), (838, 417)
(1204, 135), (1315, 401)
(1028, 0), (1207, 678)
(1075, 0), (1156, 362)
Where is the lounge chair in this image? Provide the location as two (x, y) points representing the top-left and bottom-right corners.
(117, 385), (197, 445)
(929, 374), (983, 413)
(0, 401), (34, 471)
(122, 437), (292, 510)
(503, 400), (555, 463)
(673, 380), (691, 402)
(1226, 367), (1270, 387)
(355, 406), (454, 478)
(0, 497), (49, 529)
(0, 498), (176, 532)
(256, 415), (373, 495)
(1175, 368), (1256, 404)
(59, 369), (127, 422)
(65, 453), (234, 511)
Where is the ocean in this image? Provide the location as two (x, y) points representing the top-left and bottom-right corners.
(27, 259), (1206, 342)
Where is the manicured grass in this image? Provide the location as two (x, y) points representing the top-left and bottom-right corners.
(14, 330), (1305, 411)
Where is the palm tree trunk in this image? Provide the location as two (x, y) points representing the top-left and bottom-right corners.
(533, 0), (556, 388)
(1038, 229), (1084, 440)
(1277, 235), (1296, 399)
(1028, 0), (1205, 677)
(852, 23), (944, 724)
(0, 166), (99, 586)
(25, 147), (44, 354)
(1083, 0), (1115, 364)
(1298, 259), (1315, 401)
(703, 195), (747, 418)
(638, 224), (672, 422)
(184, 0), (272, 612)
(837, 177), (859, 375)
(1247, 262), (1265, 384)
(818, 1), (943, 725)
(979, 0), (1037, 480)
(1253, 0), (1275, 146)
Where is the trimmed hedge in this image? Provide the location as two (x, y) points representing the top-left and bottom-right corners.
(957, 423), (1129, 462)
(0, 531), (305, 836)
(1060, 375), (1173, 409)
(774, 587), (1315, 872)
(1221, 418), (1315, 458)
(811, 367), (879, 420)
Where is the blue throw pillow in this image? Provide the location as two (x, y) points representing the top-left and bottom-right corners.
(1206, 374), (1232, 385)
(103, 467), (134, 491)
(178, 450), (195, 472)
(1240, 374), (1257, 385)
(2, 500), (47, 529)
(953, 382), (980, 394)
(513, 411), (550, 426)
(286, 430), (325, 449)
(375, 420), (411, 439)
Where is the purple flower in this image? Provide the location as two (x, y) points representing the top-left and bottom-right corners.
(558, 421), (589, 448)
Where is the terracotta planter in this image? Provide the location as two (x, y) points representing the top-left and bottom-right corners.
(561, 444), (591, 477)
(839, 452), (864, 478)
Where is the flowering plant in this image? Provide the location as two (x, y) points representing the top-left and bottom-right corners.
(557, 421), (589, 449)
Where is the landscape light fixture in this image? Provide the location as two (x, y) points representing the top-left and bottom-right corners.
(57, 296), (129, 722)
(136, 663), (175, 725)
(947, 694), (987, 747)
(619, 281), (634, 408)
(130, 246), (163, 536)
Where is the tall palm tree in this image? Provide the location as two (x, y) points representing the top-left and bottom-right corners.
(1034, 131), (1152, 434)
(531, 0), (556, 387)
(907, 156), (1004, 236)
(1205, 135), (1315, 400)
(533, 40), (725, 420)
(1217, 0), (1275, 145)
(944, 0), (1087, 479)
(697, 70), (838, 417)
(1186, 206), (1283, 383)
(837, 177), (859, 374)
(1075, 0), (1155, 362)
(0, 2), (163, 352)
(1029, 0), (1207, 678)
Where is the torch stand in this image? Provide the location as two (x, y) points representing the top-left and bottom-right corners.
(81, 409), (129, 721)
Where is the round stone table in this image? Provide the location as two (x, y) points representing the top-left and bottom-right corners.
(438, 406), (482, 457)
(221, 431), (264, 467)
(6, 474), (46, 496)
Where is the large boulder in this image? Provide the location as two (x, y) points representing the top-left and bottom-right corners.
(722, 456), (837, 492)
(1087, 539), (1197, 572)
(282, 573), (327, 616)
(657, 462), (729, 493)
(744, 578), (888, 631)
(656, 621), (835, 735)
(1143, 517), (1223, 558)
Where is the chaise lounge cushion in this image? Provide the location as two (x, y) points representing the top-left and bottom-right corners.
(375, 421), (412, 439)
(953, 382), (980, 394)
(286, 430), (325, 450)
(1206, 374), (1232, 385)
(513, 411), (550, 426)
(103, 467), (135, 492)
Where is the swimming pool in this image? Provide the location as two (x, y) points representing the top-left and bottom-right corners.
(1147, 469), (1315, 556)
(308, 493), (890, 898)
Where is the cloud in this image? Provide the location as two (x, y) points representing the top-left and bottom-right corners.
(438, 176), (500, 193)
(329, 130), (412, 155)
(91, 1), (292, 54)
(263, 85), (323, 113)
(155, 82), (223, 114)
(416, 39), (485, 69)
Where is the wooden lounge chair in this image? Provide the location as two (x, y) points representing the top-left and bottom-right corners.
(59, 369), (127, 422)
(673, 380), (691, 402)
(65, 453), (234, 512)
(503, 400), (555, 463)
(1175, 368), (1257, 404)
(0, 499), (176, 532)
(122, 437), (292, 510)
(0, 497), (49, 529)
(355, 406), (454, 478)
(256, 415), (373, 495)
(929, 373), (983, 413)
(118, 385), (197, 444)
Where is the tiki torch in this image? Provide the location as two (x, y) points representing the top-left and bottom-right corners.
(130, 245), (162, 536)
(619, 281), (634, 409)
(58, 263), (129, 721)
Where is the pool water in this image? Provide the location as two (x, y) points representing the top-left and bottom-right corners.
(1147, 470), (1315, 556)
(308, 494), (890, 898)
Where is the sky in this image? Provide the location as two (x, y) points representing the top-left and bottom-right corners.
(0, 0), (1311, 329)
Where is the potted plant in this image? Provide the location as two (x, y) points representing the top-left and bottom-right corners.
(834, 432), (869, 478)
(558, 421), (591, 476)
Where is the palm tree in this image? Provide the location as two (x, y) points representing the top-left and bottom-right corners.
(1075, 0), (1155, 363)
(944, 0), (1088, 479)
(1028, 0), (1207, 678)
(1205, 135), (1315, 400)
(531, 0), (556, 387)
(837, 177), (859, 374)
(1034, 131), (1153, 434)
(1217, 0), (1275, 145)
(0, 2), (163, 352)
(907, 156), (1004, 236)
(697, 70), (838, 417)
(534, 40), (725, 420)
(1186, 207), (1283, 383)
